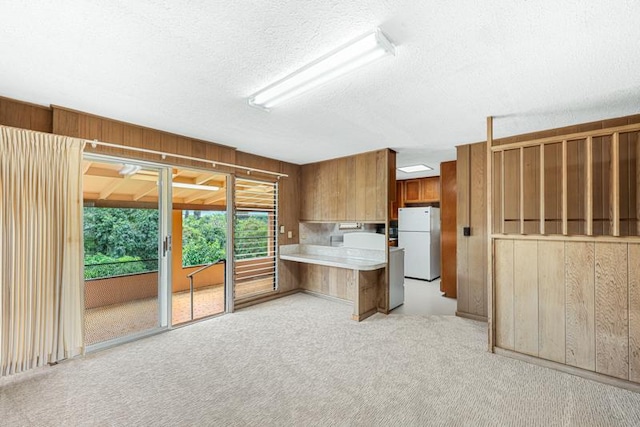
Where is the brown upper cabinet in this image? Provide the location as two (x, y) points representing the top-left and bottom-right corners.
(402, 176), (440, 204)
(300, 149), (396, 223)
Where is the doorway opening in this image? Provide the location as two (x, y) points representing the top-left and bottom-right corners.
(170, 168), (228, 325)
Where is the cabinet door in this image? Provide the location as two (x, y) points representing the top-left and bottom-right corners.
(404, 179), (421, 202)
(421, 177), (440, 202)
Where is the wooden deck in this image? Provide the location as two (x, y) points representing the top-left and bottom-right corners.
(85, 278), (275, 346)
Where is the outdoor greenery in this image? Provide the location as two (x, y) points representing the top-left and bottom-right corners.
(83, 207), (272, 279)
(84, 207), (159, 279)
(182, 211), (226, 267)
(234, 212), (270, 260)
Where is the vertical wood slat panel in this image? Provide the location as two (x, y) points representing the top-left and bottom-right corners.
(375, 150), (387, 222)
(326, 160), (337, 221)
(630, 244), (640, 383)
(562, 139), (568, 235)
(637, 133), (640, 236)
(334, 157), (347, 221)
(586, 136), (594, 236)
(365, 152), (377, 221)
(540, 144), (545, 234)
(595, 242), (628, 379)
(355, 154), (367, 221)
(344, 157), (356, 221)
(565, 241), (596, 371)
(501, 150), (505, 234)
(456, 145), (470, 315)
(612, 132), (620, 236)
(52, 108), (79, 137)
(514, 240), (538, 356)
(538, 241), (566, 363)
(495, 239), (514, 350)
(519, 147), (525, 234)
(0, 97), (53, 133)
(470, 142), (487, 317)
(487, 117), (494, 349)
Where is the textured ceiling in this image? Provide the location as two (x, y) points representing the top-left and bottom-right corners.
(1, 1), (639, 179)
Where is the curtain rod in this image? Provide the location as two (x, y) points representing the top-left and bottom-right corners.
(84, 139), (288, 179)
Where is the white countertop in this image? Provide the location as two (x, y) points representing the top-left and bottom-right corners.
(280, 244), (386, 271)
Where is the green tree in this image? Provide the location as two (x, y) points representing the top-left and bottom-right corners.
(83, 207), (159, 279)
(182, 211), (227, 266)
(234, 213), (270, 260)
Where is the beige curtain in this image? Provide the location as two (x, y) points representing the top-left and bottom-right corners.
(0, 125), (85, 376)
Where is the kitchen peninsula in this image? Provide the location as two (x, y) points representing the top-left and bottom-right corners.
(280, 244), (385, 321)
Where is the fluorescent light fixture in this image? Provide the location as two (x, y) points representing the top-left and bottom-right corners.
(172, 182), (220, 192)
(248, 28), (395, 110)
(119, 164), (141, 176)
(398, 164), (433, 173)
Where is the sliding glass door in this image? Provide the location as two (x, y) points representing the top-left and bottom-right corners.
(82, 156), (170, 348)
(82, 155), (235, 346)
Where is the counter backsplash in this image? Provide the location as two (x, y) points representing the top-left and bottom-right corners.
(299, 223), (378, 246)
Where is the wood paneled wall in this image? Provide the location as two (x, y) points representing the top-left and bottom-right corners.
(0, 96), (53, 133)
(494, 238), (640, 383)
(51, 107), (302, 297)
(489, 113), (640, 390)
(277, 161), (301, 293)
(1, 96), (301, 300)
(300, 149), (394, 223)
(456, 142), (487, 320)
(52, 106), (238, 174)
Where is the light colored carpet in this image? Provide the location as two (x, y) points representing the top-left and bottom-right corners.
(2, 293), (640, 426)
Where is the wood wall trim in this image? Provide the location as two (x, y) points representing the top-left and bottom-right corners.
(561, 139), (568, 235)
(494, 347), (640, 394)
(519, 147), (525, 234)
(233, 289), (301, 310)
(500, 151), (505, 234)
(492, 234), (640, 244)
(539, 144), (545, 235)
(487, 116), (495, 351)
(492, 122), (640, 151)
(455, 311), (488, 322)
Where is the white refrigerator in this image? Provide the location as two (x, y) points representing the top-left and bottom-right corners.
(398, 207), (440, 281)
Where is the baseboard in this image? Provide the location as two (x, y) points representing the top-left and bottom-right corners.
(352, 307), (377, 322)
(234, 289), (300, 310)
(455, 311), (488, 322)
(494, 347), (640, 394)
(300, 289), (352, 306)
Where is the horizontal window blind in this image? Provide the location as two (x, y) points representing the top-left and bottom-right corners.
(233, 178), (278, 299)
